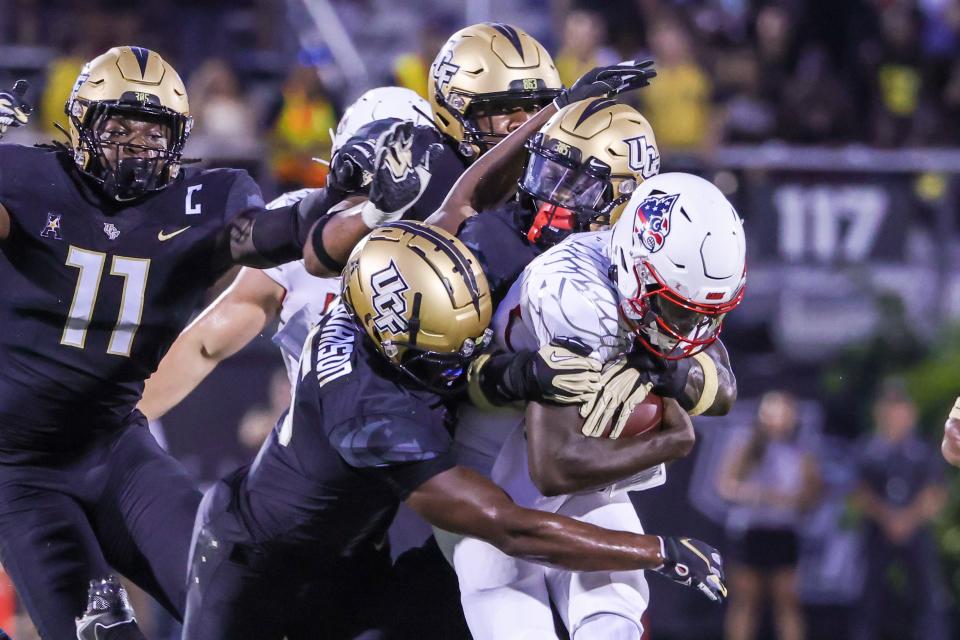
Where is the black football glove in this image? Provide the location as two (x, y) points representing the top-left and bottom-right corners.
(654, 536), (728, 602)
(554, 60), (656, 109)
(625, 349), (692, 400)
(470, 340), (601, 407)
(328, 136), (377, 195)
(504, 342), (601, 405)
(0, 80), (31, 138)
(361, 121), (443, 227)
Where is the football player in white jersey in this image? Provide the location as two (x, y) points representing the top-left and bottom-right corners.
(138, 86), (432, 413)
(442, 172), (746, 640)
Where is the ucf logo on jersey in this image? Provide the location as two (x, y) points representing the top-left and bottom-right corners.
(370, 260), (410, 334)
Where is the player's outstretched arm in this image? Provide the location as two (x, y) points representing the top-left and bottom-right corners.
(427, 59), (657, 234)
(524, 397), (695, 497)
(302, 196), (368, 277)
(943, 398), (960, 467)
(408, 464), (660, 571)
(426, 103), (556, 234)
(138, 268), (284, 420)
(407, 464), (727, 600)
(0, 203), (9, 242)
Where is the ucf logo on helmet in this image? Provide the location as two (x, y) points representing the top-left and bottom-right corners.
(370, 260), (410, 334)
(636, 193), (679, 253)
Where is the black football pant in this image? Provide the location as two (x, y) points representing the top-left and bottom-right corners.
(183, 476), (390, 640)
(0, 413), (201, 639)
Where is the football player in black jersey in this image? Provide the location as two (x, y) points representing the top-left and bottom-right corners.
(0, 46), (341, 638)
(182, 221), (727, 639)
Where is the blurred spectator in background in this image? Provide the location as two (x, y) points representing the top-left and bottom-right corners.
(865, 6), (926, 146)
(717, 391), (821, 640)
(187, 58), (259, 152)
(270, 64), (338, 191)
(554, 9), (618, 87)
(39, 44), (87, 137)
(237, 369), (291, 454)
(850, 382), (950, 640)
(392, 14), (457, 99)
(640, 16), (714, 151)
(778, 44), (858, 144)
(943, 397), (960, 466)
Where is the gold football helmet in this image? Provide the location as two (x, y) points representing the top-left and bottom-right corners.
(65, 46), (191, 201)
(520, 97), (660, 244)
(342, 220), (493, 393)
(428, 23), (562, 158)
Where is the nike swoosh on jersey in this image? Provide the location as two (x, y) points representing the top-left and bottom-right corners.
(157, 226), (191, 241)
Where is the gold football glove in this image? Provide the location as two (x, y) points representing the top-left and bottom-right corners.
(579, 357), (653, 438)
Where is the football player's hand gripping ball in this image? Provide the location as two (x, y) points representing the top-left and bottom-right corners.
(361, 121), (443, 227)
(554, 60), (656, 109)
(655, 536), (728, 602)
(0, 80), (31, 138)
(580, 357), (654, 438)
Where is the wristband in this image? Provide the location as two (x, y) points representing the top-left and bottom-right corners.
(950, 397), (960, 421)
(688, 351), (719, 416)
(309, 213), (346, 274)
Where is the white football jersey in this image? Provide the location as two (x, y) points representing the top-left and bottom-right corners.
(262, 189), (342, 386)
(456, 231), (666, 512)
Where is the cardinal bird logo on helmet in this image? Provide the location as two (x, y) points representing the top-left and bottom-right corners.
(636, 193), (678, 253)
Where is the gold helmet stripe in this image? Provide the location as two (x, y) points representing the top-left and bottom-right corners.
(386, 221), (483, 314)
(488, 23), (526, 59)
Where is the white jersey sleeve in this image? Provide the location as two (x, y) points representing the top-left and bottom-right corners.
(516, 231), (631, 364)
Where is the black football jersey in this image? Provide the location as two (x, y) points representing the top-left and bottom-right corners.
(457, 200), (542, 305)
(0, 145), (263, 456)
(236, 303), (455, 557)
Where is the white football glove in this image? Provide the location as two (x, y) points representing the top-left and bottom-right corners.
(579, 357), (653, 438)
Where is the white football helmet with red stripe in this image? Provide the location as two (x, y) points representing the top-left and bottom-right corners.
(610, 172), (746, 359)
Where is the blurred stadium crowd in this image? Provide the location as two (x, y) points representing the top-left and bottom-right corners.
(1, 0), (960, 639)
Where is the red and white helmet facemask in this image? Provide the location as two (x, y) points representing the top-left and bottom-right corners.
(620, 259), (744, 359)
(610, 173), (747, 360)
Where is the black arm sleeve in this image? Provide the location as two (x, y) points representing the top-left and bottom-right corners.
(227, 187), (343, 268)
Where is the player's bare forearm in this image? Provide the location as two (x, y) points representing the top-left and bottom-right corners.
(406, 465), (664, 572)
(138, 268), (283, 420)
(525, 399), (695, 496)
(944, 413), (960, 467)
(681, 340), (736, 416)
(426, 104), (557, 234)
(0, 201), (9, 242)
(303, 199), (368, 277)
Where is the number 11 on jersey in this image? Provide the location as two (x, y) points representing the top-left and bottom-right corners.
(62, 245), (151, 357)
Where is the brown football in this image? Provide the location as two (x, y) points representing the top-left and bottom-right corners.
(601, 392), (663, 438)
